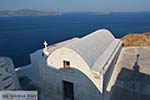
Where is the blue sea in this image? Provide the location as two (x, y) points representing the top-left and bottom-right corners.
(0, 12), (150, 67)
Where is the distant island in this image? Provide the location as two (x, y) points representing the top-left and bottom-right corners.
(0, 9), (62, 17)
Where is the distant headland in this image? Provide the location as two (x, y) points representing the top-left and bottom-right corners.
(0, 9), (62, 17)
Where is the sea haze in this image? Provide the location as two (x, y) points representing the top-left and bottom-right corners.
(0, 12), (150, 67)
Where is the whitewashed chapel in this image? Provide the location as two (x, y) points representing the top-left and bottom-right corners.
(17, 29), (122, 100)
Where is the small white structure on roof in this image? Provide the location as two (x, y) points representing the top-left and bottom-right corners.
(43, 41), (48, 48)
(17, 29), (122, 100)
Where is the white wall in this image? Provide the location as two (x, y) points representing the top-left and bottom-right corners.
(39, 65), (102, 100)
(47, 47), (102, 92)
(26, 48), (103, 100)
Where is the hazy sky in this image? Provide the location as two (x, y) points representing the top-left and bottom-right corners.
(0, 0), (150, 12)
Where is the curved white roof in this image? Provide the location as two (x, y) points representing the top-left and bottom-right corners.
(64, 29), (121, 72)
(47, 29), (122, 73)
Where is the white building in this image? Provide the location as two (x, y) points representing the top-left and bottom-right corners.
(0, 57), (20, 90)
(17, 29), (122, 100)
